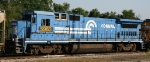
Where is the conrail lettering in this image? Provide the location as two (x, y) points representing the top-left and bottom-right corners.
(101, 24), (115, 28)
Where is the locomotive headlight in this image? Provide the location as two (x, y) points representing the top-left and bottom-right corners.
(12, 38), (14, 41)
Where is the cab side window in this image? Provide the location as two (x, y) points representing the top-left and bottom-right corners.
(32, 17), (35, 23)
(61, 14), (67, 20)
(42, 19), (50, 26)
(55, 14), (59, 20)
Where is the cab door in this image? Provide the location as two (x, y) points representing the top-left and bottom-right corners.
(31, 15), (37, 32)
(37, 15), (53, 32)
(37, 15), (53, 40)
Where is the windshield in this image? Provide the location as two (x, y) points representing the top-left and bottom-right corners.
(22, 15), (31, 21)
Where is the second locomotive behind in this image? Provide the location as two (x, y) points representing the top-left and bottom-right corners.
(140, 19), (150, 51)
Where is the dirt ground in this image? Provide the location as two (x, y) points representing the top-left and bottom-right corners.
(35, 52), (150, 62)
(0, 52), (150, 62)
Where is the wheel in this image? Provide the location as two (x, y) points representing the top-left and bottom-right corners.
(116, 47), (122, 52)
(27, 48), (39, 55)
(130, 44), (136, 52)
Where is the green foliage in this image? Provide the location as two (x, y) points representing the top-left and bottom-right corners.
(0, 0), (53, 38)
(122, 9), (135, 19)
(101, 12), (110, 18)
(71, 7), (89, 17)
(88, 8), (100, 17)
(109, 11), (117, 18)
(63, 2), (70, 12)
(100, 10), (139, 19)
(53, 2), (70, 12)
(0, 0), (53, 21)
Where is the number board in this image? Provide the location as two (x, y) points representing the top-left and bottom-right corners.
(40, 26), (52, 32)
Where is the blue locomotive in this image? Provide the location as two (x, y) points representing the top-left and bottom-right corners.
(5, 10), (144, 55)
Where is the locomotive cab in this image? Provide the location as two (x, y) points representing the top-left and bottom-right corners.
(6, 10), (71, 54)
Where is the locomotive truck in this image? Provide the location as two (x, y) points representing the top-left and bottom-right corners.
(3, 10), (147, 55)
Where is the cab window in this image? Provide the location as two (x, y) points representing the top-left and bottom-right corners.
(32, 17), (35, 23)
(42, 19), (50, 26)
(55, 14), (59, 20)
(22, 15), (31, 21)
(61, 14), (67, 20)
(69, 15), (80, 21)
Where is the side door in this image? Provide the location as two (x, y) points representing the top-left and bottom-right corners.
(69, 15), (80, 38)
(31, 15), (37, 32)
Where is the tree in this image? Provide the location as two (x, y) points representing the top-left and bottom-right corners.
(53, 3), (63, 12)
(116, 14), (123, 18)
(0, 0), (54, 36)
(53, 2), (70, 12)
(71, 7), (89, 17)
(0, 0), (53, 21)
(122, 9), (135, 19)
(88, 8), (100, 17)
(23, 0), (53, 11)
(101, 11), (117, 18)
(101, 12), (110, 18)
(109, 11), (117, 18)
(63, 2), (70, 12)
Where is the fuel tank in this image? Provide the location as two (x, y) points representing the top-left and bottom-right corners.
(71, 44), (113, 53)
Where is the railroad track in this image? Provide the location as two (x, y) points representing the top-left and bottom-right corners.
(0, 55), (44, 60)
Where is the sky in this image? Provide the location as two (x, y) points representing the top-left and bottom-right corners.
(53, 0), (150, 20)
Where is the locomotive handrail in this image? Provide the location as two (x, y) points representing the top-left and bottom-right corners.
(17, 27), (26, 36)
(69, 30), (142, 42)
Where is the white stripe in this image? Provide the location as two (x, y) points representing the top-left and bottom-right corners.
(51, 41), (143, 43)
(54, 31), (91, 34)
(55, 27), (91, 31)
(25, 41), (142, 43)
(25, 41), (47, 42)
